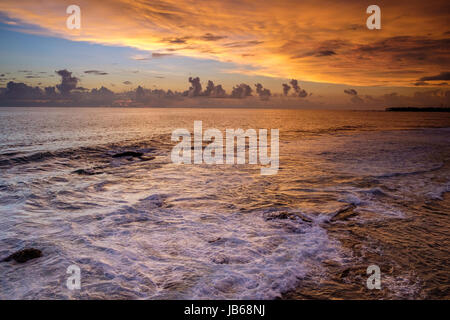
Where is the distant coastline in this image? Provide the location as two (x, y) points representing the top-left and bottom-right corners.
(385, 107), (450, 112)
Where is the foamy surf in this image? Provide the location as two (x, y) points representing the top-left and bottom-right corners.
(1, 108), (449, 299)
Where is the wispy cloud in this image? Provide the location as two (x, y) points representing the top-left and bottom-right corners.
(84, 70), (109, 75)
(151, 52), (173, 58)
(0, 0), (449, 86)
(131, 52), (174, 60)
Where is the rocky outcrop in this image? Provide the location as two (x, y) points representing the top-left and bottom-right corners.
(112, 151), (144, 158)
(2, 248), (42, 263)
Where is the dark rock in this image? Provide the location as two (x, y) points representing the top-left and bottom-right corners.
(266, 211), (293, 220)
(266, 211), (312, 222)
(340, 268), (350, 278)
(212, 255), (230, 264)
(208, 237), (222, 243)
(2, 248), (42, 263)
(112, 151), (144, 158)
(72, 169), (100, 175)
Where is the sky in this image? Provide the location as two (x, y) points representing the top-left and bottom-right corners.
(0, 0), (449, 108)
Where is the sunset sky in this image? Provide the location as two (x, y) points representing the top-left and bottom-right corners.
(0, 0), (449, 107)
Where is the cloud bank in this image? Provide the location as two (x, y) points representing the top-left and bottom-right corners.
(1, 71), (448, 109)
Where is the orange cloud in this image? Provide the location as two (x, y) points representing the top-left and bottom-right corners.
(0, 0), (449, 86)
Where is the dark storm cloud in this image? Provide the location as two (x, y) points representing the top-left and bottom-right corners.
(231, 83), (252, 98)
(282, 83), (291, 96)
(0, 69), (122, 106)
(177, 77), (228, 98)
(84, 70), (109, 75)
(203, 80), (214, 96)
(204, 80), (226, 97)
(90, 86), (114, 98)
(418, 72), (450, 81)
(290, 79), (300, 92)
(255, 83), (271, 100)
(3, 66), (446, 108)
(2, 81), (42, 99)
(55, 69), (79, 95)
(188, 77), (202, 97)
(344, 89), (358, 96)
(289, 79), (307, 98)
(44, 86), (57, 96)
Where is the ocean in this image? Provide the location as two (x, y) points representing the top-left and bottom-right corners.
(0, 107), (449, 299)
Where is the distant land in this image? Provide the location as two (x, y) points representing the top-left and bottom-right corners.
(385, 107), (450, 112)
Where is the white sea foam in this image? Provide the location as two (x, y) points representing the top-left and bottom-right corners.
(1, 108), (449, 299)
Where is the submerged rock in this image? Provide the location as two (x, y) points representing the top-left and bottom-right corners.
(340, 268), (350, 279)
(265, 211), (293, 220)
(72, 168), (101, 176)
(112, 151), (143, 158)
(2, 248), (42, 263)
(265, 211), (312, 223)
(212, 255), (230, 264)
(208, 237), (222, 244)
